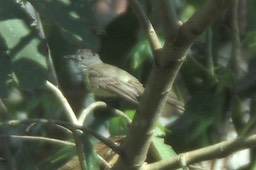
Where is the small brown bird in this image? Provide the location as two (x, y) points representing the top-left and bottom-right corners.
(66, 49), (184, 112)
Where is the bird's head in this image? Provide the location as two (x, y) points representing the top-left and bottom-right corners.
(65, 49), (102, 70)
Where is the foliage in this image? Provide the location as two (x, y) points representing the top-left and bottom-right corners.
(0, 0), (256, 170)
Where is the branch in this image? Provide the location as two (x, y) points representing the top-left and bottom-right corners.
(78, 101), (131, 125)
(0, 135), (75, 146)
(72, 131), (86, 170)
(112, 0), (233, 169)
(178, 0), (233, 47)
(129, 0), (162, 51)
(0, 119), (122, 156)
(158, 0), (233, 67)
(44, 80), (79, 124)
(146, 134), (256, 170)
(24, 2), (60, 86)
(111, 108), (132, 125)
(78, 101), (107, 124)
(44, 81), (90, 169)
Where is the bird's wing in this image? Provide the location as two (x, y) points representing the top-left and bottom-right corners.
(87, 69), (144, 104)
(166, 97), (185, 113)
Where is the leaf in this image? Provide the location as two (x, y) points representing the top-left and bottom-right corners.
(167, 67), (226, 152)
(149, 127), (177, 161)
(150, 137), (177, 161)
(0, 0), (47, 92)
(80, 134), (100, 170)
(131, 39), (153, 69)
(27, 0), (100, 49)
(109, 110), (135, 136)
(181, 4), (196, 21)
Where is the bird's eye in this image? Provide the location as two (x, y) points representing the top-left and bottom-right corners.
(80, 55), (86, 59)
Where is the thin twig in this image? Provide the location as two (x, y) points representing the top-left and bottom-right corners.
(97, 154), (112, 169)
(0, 135), (75, 146)
(72, 131), (86, 170)
(129, 0), (162, 51)
(80, 127), (122, 155)
(0, 119), (122, 155)
(26, 122), (73, 135)
(78, 101), (107, 124)
(46, 47), (60, 86)
(179, 0), (232, 47)
(31, 2), (59, 86)
(44, 80), (79, 124)
(43, 81), (87, 168)
(78, 101), (131, 125)
(110, 108), (132, 125)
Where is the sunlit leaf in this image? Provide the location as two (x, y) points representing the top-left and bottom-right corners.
(28, 0), (100, 49)
(0, 0), (47, 91)
(149, 127), (177, 161)
(109, 110), (135, 136)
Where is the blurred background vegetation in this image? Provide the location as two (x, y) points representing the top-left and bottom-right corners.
(0, 0), (256, 169)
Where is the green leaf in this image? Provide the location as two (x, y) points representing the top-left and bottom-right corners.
(131, 39), (153, 69)
(150, 136), (177, 161)
(149, 127), (177, 160)
(28, 0), (100, 49)
(80, 134), (100, 170)
(181, 4), (196, 21)
(109, 110), (135, 136)
(166, 78), (226, 152)
(0, 0), (47, 91)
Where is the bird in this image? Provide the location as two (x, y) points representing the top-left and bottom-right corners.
(66, 49), (184, 112)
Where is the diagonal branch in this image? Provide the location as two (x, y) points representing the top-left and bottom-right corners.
(78, 101), (131, 125)
(146, 134), (256, 170)
(177, 0), (233, 47)
(112, 0), (233, 169)
(160, 0), (233, 67)
(129, 0), (162, 51)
